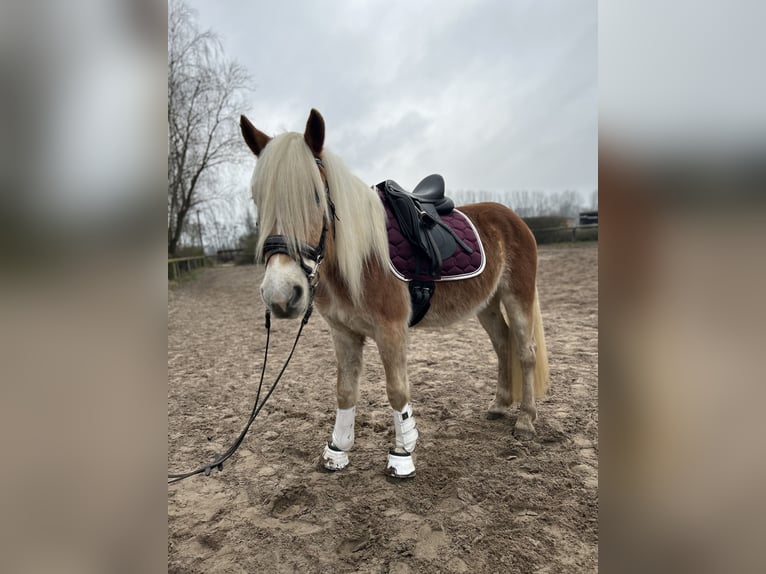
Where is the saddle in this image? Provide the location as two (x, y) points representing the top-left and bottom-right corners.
(377, 175), (473, 277)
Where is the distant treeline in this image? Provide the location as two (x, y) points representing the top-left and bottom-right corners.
(451, 189), (597, 219)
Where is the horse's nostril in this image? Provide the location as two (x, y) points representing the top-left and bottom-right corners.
(291, 285), (303, 306)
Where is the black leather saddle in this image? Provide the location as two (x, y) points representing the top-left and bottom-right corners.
(378, 175), (472, 277)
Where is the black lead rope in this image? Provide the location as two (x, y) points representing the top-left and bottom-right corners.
(170, 156), (330, 485)
(168, 301), (313, 485)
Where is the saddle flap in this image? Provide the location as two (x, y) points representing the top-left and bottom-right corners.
(418, 204), (456, 261)
(379, 181), (448, 274)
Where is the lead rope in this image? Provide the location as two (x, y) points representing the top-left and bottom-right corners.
(168, 298), (314, 485)
(170, 159), (329, 485)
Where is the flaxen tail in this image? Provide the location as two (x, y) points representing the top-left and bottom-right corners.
(531, 287), (550, 397)
(508, 286), (550, 403)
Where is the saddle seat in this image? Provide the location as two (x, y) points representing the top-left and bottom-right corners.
(409, 174), (454, 214)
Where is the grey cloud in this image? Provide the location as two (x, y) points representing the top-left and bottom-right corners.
(190, 0), (596, 194)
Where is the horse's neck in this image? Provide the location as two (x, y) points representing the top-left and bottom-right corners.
(319, 234), (350, 296)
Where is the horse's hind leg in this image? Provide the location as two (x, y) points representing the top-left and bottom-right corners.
(477, 296), (514, 418)
(502, 293), (538, 439)
(321, 323), (365, 471)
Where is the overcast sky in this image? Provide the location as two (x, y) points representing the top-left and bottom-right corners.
(188, 0), (597, 197)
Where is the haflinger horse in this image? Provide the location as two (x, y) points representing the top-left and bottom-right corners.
(240, 109), (549, 478)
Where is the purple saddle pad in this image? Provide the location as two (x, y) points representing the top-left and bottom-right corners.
(378, 189), (486, 282)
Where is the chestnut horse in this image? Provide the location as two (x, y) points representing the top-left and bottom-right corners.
(240, 109), (549, 478)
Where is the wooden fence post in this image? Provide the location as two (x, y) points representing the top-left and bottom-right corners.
(168, 254), (215, 281)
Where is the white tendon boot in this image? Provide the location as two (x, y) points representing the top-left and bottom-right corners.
(386, 403), (418, 478)
(322, 406), (355, 471)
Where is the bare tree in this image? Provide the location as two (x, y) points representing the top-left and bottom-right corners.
(167, 0), (250, 255)
(556, 190), (583, 218)
(450, 188), (588, 218)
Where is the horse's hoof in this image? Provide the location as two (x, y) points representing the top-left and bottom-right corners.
(385, 450), (416, 479)
(513, 420), (536, 441)
(487, 404), (510, 419)
(322, 442), (349, 471)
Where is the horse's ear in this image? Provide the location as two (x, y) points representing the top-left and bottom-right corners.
(304, 108), (325, 156)
(240, 115), (271, 157)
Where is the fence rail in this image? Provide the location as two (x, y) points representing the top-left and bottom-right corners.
(168, 255), (210, 280)
(216, 248), (245, 263)
(530, 224), (598, 244)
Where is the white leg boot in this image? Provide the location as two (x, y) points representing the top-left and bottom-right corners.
(386, 403), (418, 478)
(322, 406), (355, 471)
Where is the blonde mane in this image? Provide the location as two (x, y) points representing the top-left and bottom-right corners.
(252, 133), (389, 304)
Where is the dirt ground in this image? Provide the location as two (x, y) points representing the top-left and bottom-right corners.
(168, 243), (598, 573)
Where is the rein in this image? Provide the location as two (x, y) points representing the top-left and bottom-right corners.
(168, 157), (332, 485)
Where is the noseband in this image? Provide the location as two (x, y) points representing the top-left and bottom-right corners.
(261, 225), (327, 282)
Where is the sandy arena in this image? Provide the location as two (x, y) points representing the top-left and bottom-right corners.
(168, 243), (598, 573)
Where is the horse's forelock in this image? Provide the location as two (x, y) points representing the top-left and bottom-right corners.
(252, 133), (328, 261)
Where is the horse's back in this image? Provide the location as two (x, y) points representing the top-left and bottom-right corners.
(458, 202), (537, 260)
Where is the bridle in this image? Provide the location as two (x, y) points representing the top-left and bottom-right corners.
(260, 157), (335, 289)
(168, 156), (336, 485)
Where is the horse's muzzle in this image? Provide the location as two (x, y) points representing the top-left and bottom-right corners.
(267, 285), (304, 319)
(261, 280), (307, 319)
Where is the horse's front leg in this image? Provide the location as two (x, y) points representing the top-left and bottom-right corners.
(321, 324), (365, 471)
(376, 323), (418, 478)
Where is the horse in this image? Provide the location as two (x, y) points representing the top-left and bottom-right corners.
(239, 109), (549, 478)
